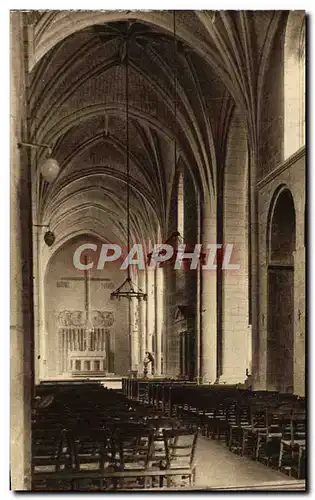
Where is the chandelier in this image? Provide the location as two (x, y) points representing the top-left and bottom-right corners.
(110, 276), (147, 301)
(110, 29), (147, 302)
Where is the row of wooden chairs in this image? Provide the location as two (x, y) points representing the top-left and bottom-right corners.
(32, 384), (199, 490)
(33, 427), (199, 490)
(124, 380), (306, 480)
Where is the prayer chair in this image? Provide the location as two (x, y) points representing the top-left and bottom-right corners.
(159, 428), (199, 488)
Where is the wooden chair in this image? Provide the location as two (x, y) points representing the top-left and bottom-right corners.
(255, 409), (292, 465)
(32, 427), (73, 473)
(212, 402), (229, 440)
(241, 405), (267, 457)
(32, 429), (79, 491)
(69, 427), (109, 471)
(160, 428), (199, 487)
(67, 428), (115, 491)
(228, 403), (251, 453)
(278, 413), (306, 479)
(111, 427), (156, 489)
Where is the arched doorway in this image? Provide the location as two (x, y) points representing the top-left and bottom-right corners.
(267, 187), (296, 392)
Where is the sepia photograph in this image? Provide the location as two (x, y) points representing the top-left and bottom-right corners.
(10, 8), (306, 492)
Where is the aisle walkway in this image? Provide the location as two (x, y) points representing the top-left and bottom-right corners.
(194, 436), (298, 489)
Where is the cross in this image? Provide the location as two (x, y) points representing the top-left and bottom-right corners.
(58, 258), (114, 316)
(58, 257), (113, 359)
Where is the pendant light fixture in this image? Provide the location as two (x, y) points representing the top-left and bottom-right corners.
(18, 141), (60, 182)
(110, 31), (147, 302)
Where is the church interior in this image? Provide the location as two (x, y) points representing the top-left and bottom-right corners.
(10, 10), (306, 491)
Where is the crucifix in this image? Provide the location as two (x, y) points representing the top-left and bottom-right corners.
(59, 260), (112, 349)
(59, 259), (113, 304)
(58, 257), (114, 374)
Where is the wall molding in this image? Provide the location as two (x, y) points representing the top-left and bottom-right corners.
(257, 146), (305, 191)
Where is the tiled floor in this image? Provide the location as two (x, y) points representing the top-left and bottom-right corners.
(194, 436), (295, 489)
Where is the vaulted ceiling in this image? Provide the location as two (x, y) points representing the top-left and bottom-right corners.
(28, 10), (286, 252)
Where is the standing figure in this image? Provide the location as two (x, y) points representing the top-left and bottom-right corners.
(143, 351), (155, 378)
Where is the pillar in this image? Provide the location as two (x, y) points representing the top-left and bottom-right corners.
(131, 296), (140, 371)
(250, 151), (260, 387)
(293, 184), (306, 396)
(138, 271), (147, 366)
(146, 268), (155, 374)
(293, 245), (305, 396)
(257, 261), (268, 389)
(155, 267), (164, 375)
(38, 252), (48, 380)
(10, 11), (33, 490)
(200, 198), (217, 383)
(32, 228), (40, 383)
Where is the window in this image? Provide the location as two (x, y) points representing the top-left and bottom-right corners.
(284, 12), (305, 158)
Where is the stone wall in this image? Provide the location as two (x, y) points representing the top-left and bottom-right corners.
(258, 19), (285, 181)
(257, 147), (305, 395)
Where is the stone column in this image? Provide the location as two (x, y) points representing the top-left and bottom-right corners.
(131, 295), (140, 371)
(132, 298), (139, 370)
(138, 271), (147, 366)
(155, 267), (164, 375)
(257, 262), (268, 389)
(127, 268), (137, 372)
(10, 11), (33, 490)
(293, 245), (305, 396)
(163, 266), (171, 376)
(293, 182), (305, 397)
(146, 268), (155, 374)
(249, 151), (260, 387)
(32, 228), (40, 383)
(128, 298), (133, 372)
(38, 254), (48, 380)
(200, 198), (217, 383)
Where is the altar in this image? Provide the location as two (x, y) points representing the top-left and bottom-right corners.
(56, 256), (116, 378)
(58, 312), (115, 377)
(70, 352), (107, 376)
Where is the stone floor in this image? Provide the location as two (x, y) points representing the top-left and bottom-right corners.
(194, 436), (298, 490)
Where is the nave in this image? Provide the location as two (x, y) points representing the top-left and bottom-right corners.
(32, 381), (305, 491)
(10, 10), (306, 490)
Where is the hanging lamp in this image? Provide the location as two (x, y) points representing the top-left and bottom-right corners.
(18, 141), (60, 182)
(110, 31), (147, 302)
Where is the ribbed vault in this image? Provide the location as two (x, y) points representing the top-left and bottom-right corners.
(28, 11), (287, 252)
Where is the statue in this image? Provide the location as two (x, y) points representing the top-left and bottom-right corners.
(143, 351), (155, 378)
(244, 368), (253, 390)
